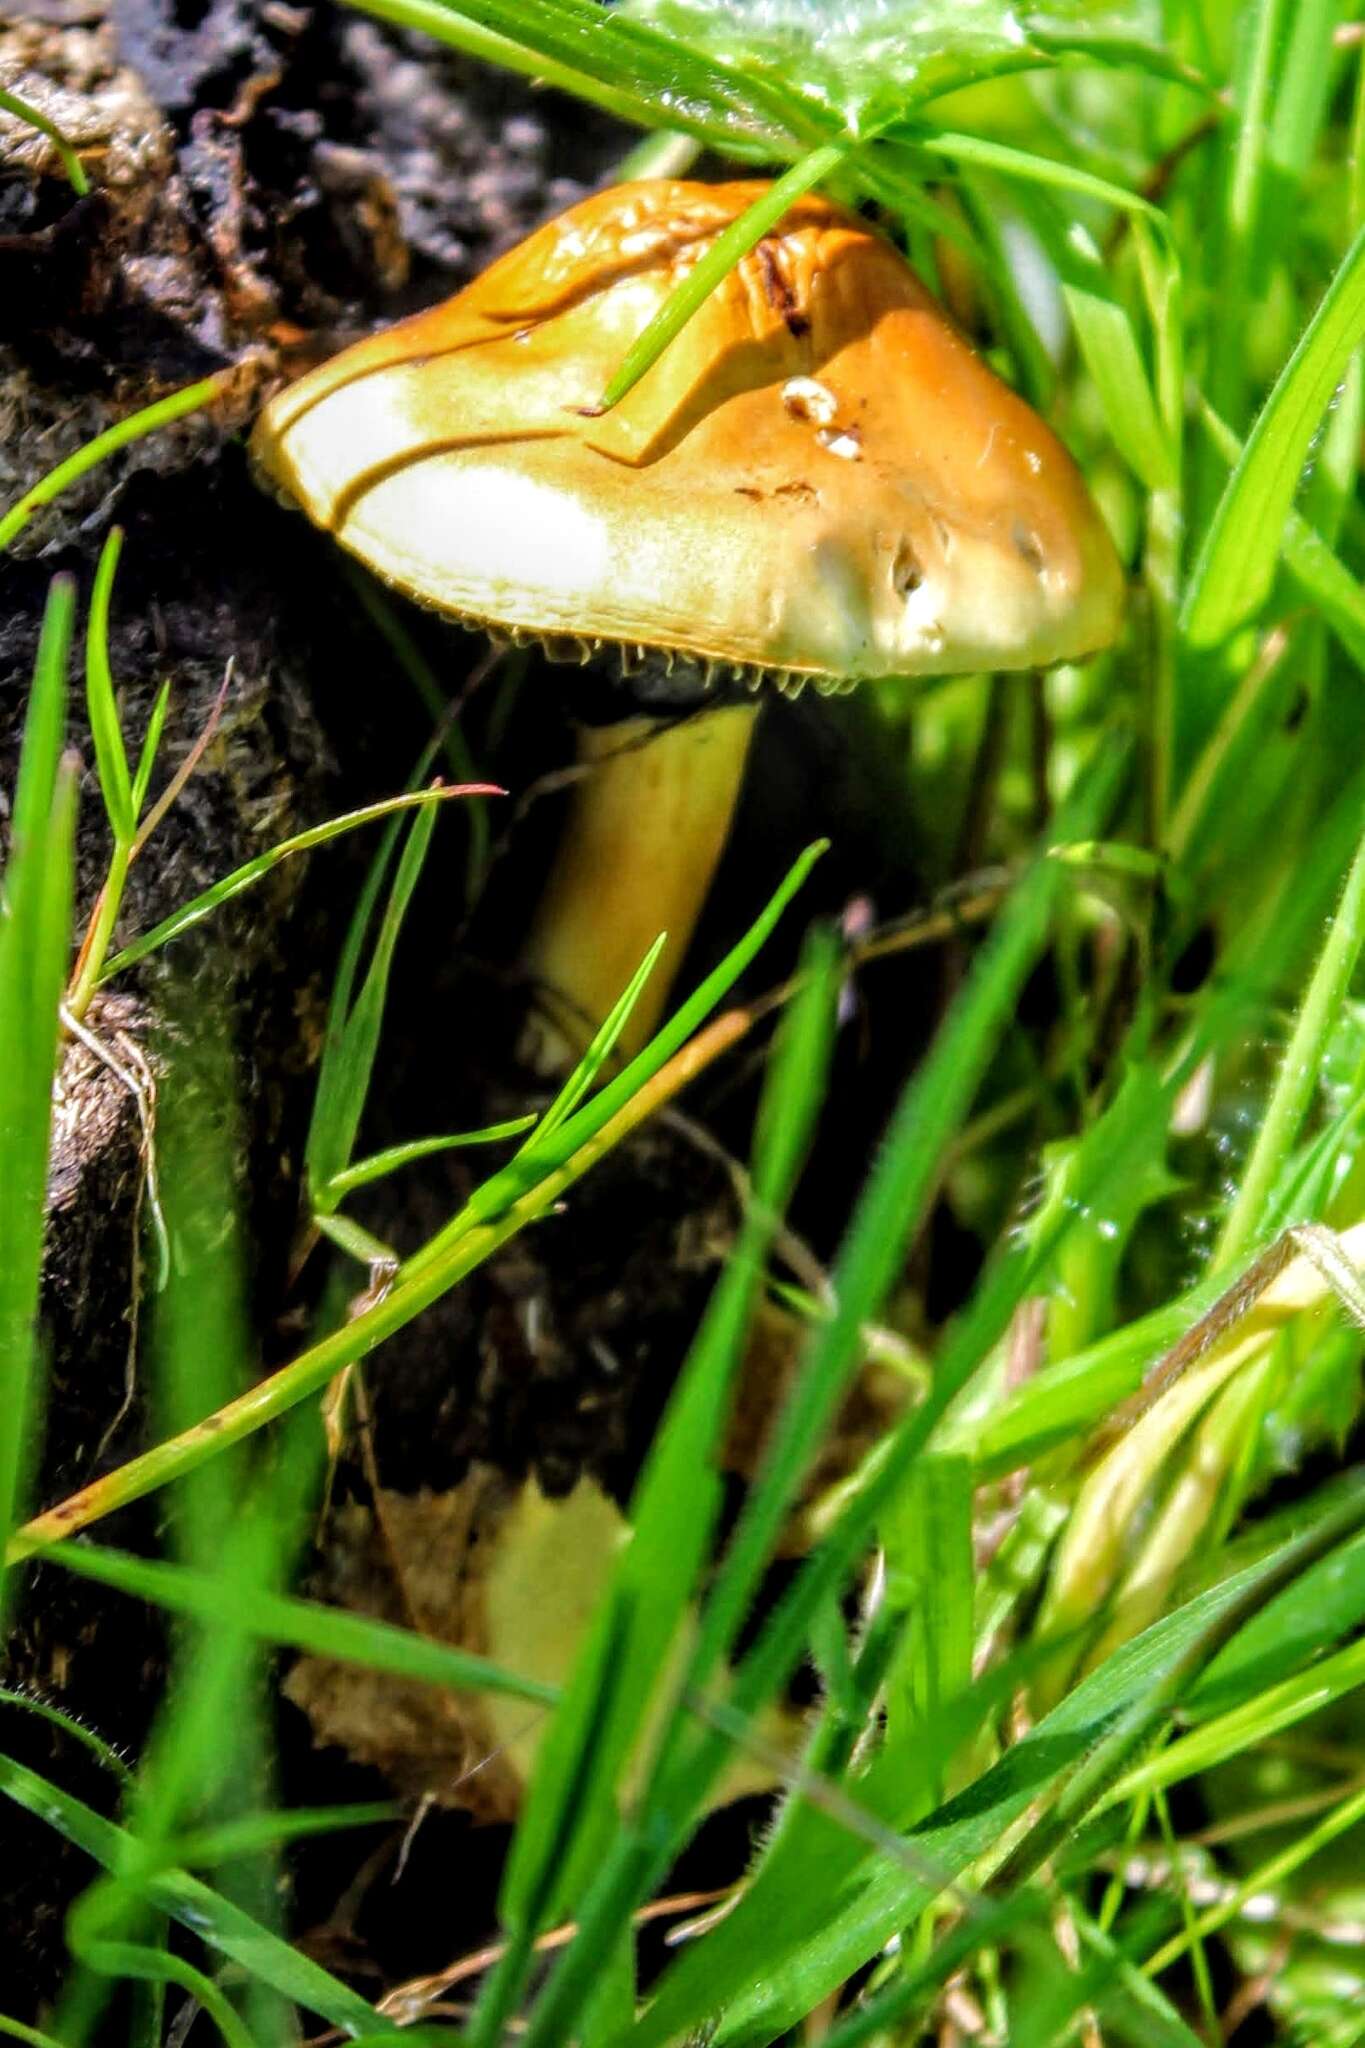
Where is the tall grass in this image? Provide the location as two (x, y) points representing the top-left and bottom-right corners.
(6, 0), (1365, 2041)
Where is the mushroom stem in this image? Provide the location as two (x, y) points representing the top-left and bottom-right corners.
(521, 703), (759, 1071)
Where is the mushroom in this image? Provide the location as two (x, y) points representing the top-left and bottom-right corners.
(251, 178), (1124, 1064)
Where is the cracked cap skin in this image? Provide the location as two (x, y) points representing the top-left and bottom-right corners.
(251, 178), (1125, 685)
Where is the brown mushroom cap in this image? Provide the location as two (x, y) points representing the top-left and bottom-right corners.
(252, 178), (1124, 683)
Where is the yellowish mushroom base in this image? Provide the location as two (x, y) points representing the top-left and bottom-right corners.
(520, 703), (758, 1072)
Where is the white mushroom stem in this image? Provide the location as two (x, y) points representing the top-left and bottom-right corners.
(520, 703), (759, 1072)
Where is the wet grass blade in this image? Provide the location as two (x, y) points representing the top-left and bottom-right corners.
(597, 144), (850, 410)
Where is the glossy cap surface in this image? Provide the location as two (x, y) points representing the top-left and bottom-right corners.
(252, 179), (1124, 681)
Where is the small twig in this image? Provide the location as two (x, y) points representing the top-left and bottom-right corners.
(1083, 1234), (1300, 1460)
(132, 659), (233, 857)
(1086, 1222), (1365, 1463)
(302, 1887), (734, 2035)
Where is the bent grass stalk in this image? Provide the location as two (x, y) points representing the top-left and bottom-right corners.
(8, 1004), (754, 1560)
(0, 85), (90, 195)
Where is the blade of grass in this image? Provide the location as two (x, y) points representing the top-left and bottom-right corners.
(34, 1538), (558, 1706)
(0, 84), (90, 194)
(323, 1117), (535, 1203)
(307, 797), (443, 1212)
(0, 1754), (395, 2036)
(880, 1454), (975, 1810)
(1195, 396), (1365, 670)
(0, 1684), (131, 1786)
(100, 782), (496, 982)
(129, 681), (172, 821)
(0, 581), (77, 1625)
(515, 737), (1131, 2048)
(165, 1804), (398, 1870)
(472, 928), (841, 2046)
(82, 529), (134, 842)
(1065, 284), (1178, 492)
(0, 375), (225, 553)
(1183, 218), (1365, 647)
(595, 143), (851, 411)
(1143, 1777), (1365, 1981)
(10, 848), (822, 1554)
(528, 935), (669, 1145)
(1215, 803), (1365, 1267)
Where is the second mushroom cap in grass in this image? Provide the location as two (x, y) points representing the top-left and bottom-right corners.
(252, 179), (1125, 1058)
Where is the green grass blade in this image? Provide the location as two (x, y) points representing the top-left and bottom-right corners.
(314, 1212), (400, 1267)
(0, 581), (77, 1623)
(36, 1538), (559, 1708)
(164, 1804), (398, 1870)
(1064, 284), (1178, 492)
(529, 935), (669, 1145)
(0, 85), (90, 194)
(307, 798), (442, 1211)
(488, 926), (841, 1992)
(0, 376), (223, 553)
(1183, 219), (1365, 646)
(100, 782), (490, 982)
(880, 1453), (975, 1805)
(0, 1754), (395, 2035)
(83, 528), (135, 844)
(323, 1117), (536, 1202)
(0, 2013), (67, 2048)
(597, 142), (850, 411)
(911, 128), (1167, 234)
(129, 680), (173, 822)
(1196, 396), (1365, 670)
(0, 1684), (131, 1785)
(1215, 803), (1365, 1267)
